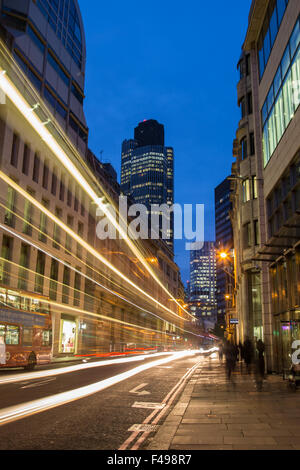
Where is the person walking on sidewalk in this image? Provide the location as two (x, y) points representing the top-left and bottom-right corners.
(218, 342), (224, 362)
(224, 340), (237, 382)
(243, 337), (254, 375)
(255, 339), (265, 391)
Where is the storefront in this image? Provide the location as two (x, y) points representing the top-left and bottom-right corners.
(60, 314), (78, 354)
(271, 246), (300, 373)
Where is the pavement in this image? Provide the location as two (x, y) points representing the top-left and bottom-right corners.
(147, 354), (300, 450)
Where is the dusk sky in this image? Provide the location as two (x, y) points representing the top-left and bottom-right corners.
(79, 0), (252, 283)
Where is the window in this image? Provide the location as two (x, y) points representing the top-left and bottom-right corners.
(247, 92), (253, 115)
(42, 159), (50, 190)
(23, 197), (33, 236)
(42, 330), (51, 347)
(73, 270), (81, 306)
(23, 328), (33, 346)
(32, 153), (40, 183)
(6, 325), (19, 345)
(244, 223), (252, 248)
(241, 137), (248, 160)
(22, 144), (30, 175)
(47, 51), (69, 86)
(249, 132), (255, 155)
(4, 186), (16, 227)
(71, 83), (84, 104)
(262, 16), (300, 166)
(35, 251), (45, 294)
(77, 222), (83, 258)
(28, 25), (45, 54)
(242, 179), (251, 203)
(252, 176), (258, 199)
(59, 174), (65, 202)
(62, 266), (71, 304)
(240, 97), (246, 119)
(0, 236), (13, 285)
(51, 167), (58, 195)
(39, 199), (49, 243)
(258, 0), (289, 79)
(65, 216), (73, 253)
(10, 133), (19, 167)
(18, 243), (30, 290)
(246, 54), (251, 76)
(49, 258), (59, 301)
(67, 181), (72, 207)
(254, 220), (260, 246)
(53, 207), (62, 249)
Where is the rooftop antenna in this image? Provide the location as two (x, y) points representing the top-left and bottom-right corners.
(99, 150), (104, 161)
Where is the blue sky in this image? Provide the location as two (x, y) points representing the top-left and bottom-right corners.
(79, 0), (252, 283)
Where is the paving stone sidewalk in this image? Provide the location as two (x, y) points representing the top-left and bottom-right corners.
(148, 355), (300, 450)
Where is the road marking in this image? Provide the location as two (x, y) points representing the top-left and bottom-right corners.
(128, 424), (159, 432)
(20, 378), (56, 389)
(129, 383), (150, 396)
(0, 351), (197, 427)
(132, 402), (165, 410)
(119, 357), (202, 451)
(157, 366), (172, 369)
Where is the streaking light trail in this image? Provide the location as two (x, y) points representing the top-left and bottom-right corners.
(0, 351), (198, 426)
(0, 60), (192, 319)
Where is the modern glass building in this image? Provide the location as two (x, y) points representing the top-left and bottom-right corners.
(232, 0), (300, 372)
(121, 120), (174, 253)
(215, 177), (233, 326)
(189, 242), (217, 326)
(0, 0), (88, 152)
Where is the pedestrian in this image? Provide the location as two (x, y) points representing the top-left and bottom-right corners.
(218, 342), (224, 362)
(255, 339), (265, 391)
(224, 340), (237, 382)
(243, 337), (254, 374)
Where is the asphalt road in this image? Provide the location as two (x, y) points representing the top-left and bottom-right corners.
(0, 352), (202, 450)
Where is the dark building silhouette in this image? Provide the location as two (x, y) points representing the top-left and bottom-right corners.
(134, 119), (164, 147)
(215, 177), (234, 326)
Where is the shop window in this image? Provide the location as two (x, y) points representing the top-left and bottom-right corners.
(60, 317), (76, 353)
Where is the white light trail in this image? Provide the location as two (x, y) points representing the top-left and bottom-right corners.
(0, 172), (188, 323)
(0, 351), (198, 426)
(0, 65), (192, 319)
(0, 352), (171, 385)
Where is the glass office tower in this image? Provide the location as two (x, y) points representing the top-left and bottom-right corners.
(121, 120), (174, 253)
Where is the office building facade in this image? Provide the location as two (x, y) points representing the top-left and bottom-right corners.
(121, 120), (174, 253)
(215, 177), (234, 327)
(0, 2), (195, 368)
(189, 242), (217, 328)
(231, 0), (300, 372)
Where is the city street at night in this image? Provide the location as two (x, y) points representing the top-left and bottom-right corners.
(0, 0), (299, 457)
(0, 351), (202, 450)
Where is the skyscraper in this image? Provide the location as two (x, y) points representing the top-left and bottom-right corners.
(215, 177), (234, 326)
(189, 242), (217, 327)
(121, 120), (174, 253)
